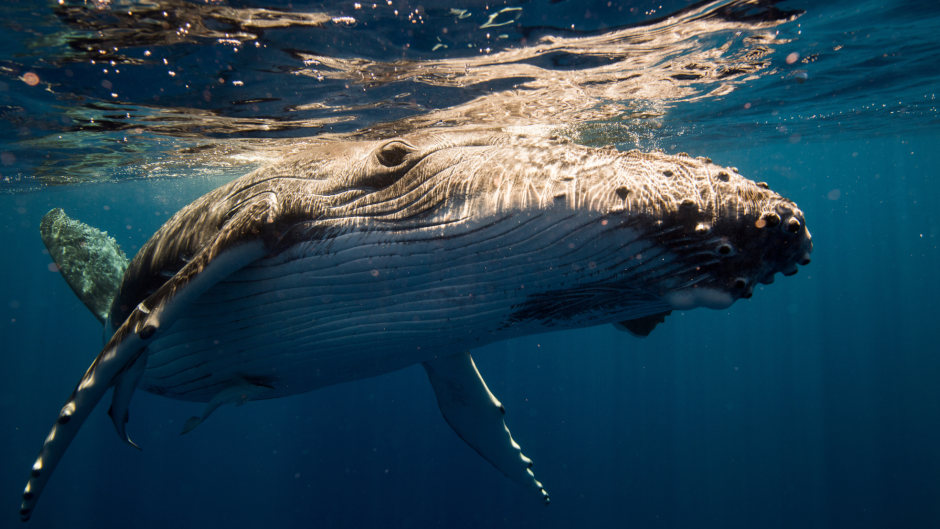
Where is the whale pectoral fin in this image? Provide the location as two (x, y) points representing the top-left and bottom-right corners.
(423, 352), (549, 503)
(613, 310), (672, 337)
(39, 208), (129, 324)
(180, 377), (271, 435)
(20, 238), (269, 522)
(20, 329), (148, 522)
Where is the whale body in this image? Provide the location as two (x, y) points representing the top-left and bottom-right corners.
(21, 130), (812, 520)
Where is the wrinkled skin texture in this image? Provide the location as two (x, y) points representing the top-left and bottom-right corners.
(113, 129), (812, 328)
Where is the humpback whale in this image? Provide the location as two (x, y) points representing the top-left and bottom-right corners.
(20, 130), (812, 520)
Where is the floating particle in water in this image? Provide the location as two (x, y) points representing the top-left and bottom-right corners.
(21, 72), (40, 86)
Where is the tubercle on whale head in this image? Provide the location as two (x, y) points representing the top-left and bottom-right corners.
(602, 151), (813, 310)
(701, 194), (811, 305)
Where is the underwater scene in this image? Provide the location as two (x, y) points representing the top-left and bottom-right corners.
(1, 1), (938, 528)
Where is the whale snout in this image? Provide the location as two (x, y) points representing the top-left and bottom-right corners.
(726, 202), (812, 300)
(766, 204), (812, 273)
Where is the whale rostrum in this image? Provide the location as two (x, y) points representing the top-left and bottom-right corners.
(21, 130), (812, 520)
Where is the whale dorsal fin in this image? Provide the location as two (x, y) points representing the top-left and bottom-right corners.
(39, 208), (129, 324)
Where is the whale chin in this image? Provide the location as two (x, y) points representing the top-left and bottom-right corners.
(665, 288), (735, 310)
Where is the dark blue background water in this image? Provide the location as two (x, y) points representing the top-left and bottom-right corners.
(1, 1), (939, 528)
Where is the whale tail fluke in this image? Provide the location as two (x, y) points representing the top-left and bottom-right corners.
(39, 208), (129, 324)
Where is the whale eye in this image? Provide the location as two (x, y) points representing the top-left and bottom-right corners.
(375, 140), (415, 167)
(716, 242), (734, 256)
(733, 277), (748, 290)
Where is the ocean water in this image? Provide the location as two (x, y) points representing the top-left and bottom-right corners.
(1, 1), (938, 528)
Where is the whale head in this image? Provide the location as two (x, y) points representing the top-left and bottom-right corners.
(239, 131), (813, 325)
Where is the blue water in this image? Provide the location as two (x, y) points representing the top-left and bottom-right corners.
(1, 1), (939, 528)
